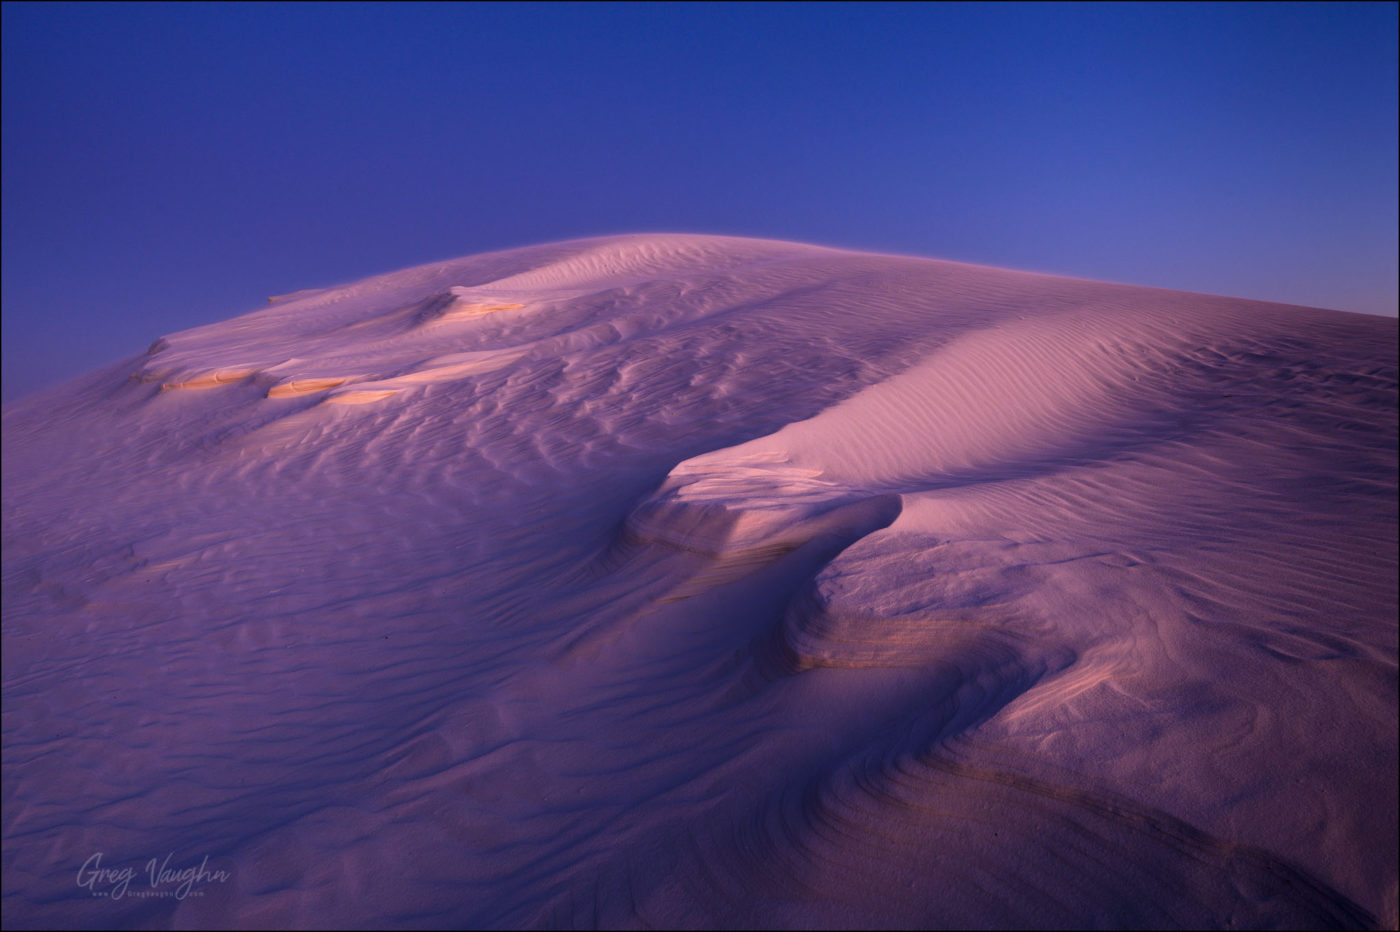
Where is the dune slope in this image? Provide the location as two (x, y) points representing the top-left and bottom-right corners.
(2, 234), (1396, 929)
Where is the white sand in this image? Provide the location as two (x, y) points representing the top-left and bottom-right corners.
(2, 234), (1395, 929)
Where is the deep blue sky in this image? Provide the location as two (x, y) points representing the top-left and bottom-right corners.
(3, 2), (1396, 400)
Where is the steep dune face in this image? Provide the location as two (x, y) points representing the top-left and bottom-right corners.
(2, 234), (1395, 929)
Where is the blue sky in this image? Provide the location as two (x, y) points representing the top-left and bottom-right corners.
(3, 1), (1396, 400)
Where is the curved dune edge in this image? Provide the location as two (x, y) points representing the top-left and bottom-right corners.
(267, 287), (329, 305)
(392, 350), (529, 383)
(2, 234), (1394, 930)
(266, 376), (355, 398)
(157, 367), (258, 390)
(413, 288), (528, 327)
(322, 388), (400, 405)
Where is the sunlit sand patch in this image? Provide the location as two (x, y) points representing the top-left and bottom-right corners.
(413, 287), (527, 326)
(393, 350), (530, 384)
(446, 302), (526, 318)
(322, 389), (400, 405)
(158, 367), (258, 390)
(266, 377), (353, 398)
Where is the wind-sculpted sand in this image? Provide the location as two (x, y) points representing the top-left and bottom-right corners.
(2, 234), (1395, 929)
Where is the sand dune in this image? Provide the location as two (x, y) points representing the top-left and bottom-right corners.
(2, 234), (1395, 929)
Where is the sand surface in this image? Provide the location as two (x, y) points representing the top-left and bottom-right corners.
(3, 234), (1396, 929)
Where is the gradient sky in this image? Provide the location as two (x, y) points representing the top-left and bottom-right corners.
(3, 1), (1396, 400)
